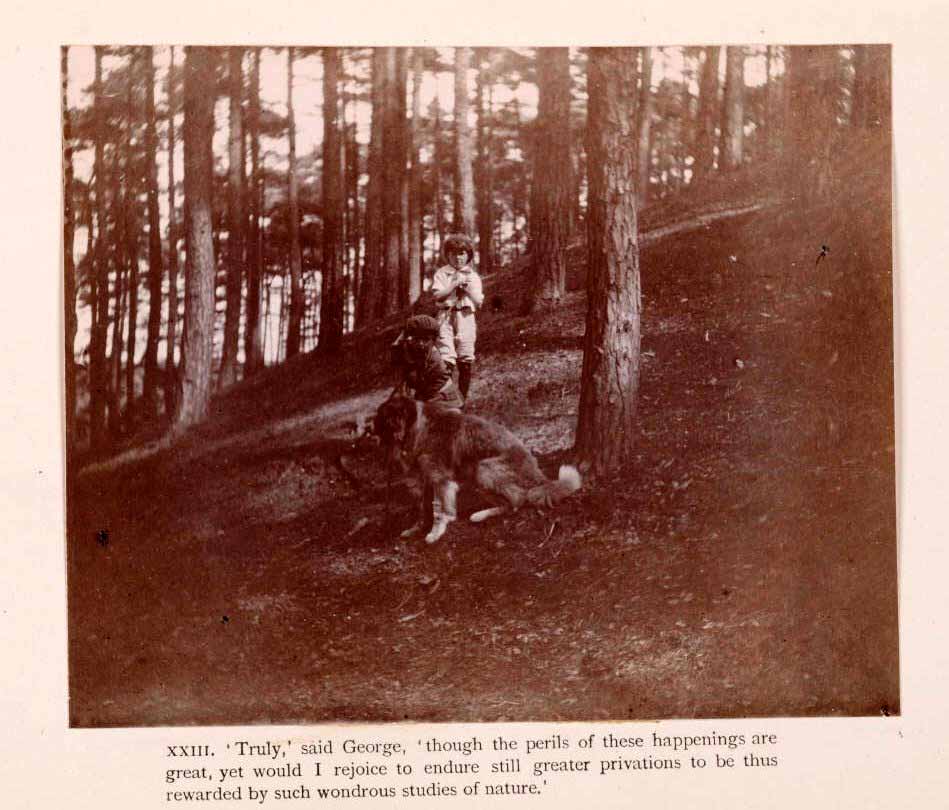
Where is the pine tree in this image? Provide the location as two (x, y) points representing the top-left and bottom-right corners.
(453, 46), (476, 235)
(576, 48), (641, 475)
(176, 46), (218, 430)
(165, 46), (181, 417)
(319, 47), (345, 352)
(284, 47), (304, 358)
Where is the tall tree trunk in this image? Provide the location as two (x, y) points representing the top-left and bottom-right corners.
(453, 46), (476, 235)
(319, 47), (345, 352)
(109, 86), (129, 438)
(219, 47), (245, 387)
(165, 46), (180, 417)
(787, 46), (840, 206)
(142, 46), (165, 418)
(381, 47), (404, 317)
(89, 47), (111, 450)
(285, 47), (304, 358)
(693, 46), (720, 183)
(407, 47), (424, 303)
(722, 46), (745, 172)
(357, 48), (385, 328)
(528, 47), (572, 310)
(176, 46), (218, 431)
(635, 47), (654, 209)
(244, 47), (264, 374)
(345, 115), (361, 331)
(576, 48), (641, 476)
(474, 48), (494, 277)
(124, 51), (140, 422)
(432, 83), (444, 259)
(62, 47), (78, 447)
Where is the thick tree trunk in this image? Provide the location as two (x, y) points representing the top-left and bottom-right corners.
(693, 46), (720, 183)
(319, 47), (345, 352)
(244, 47), (264, 374)
(432, 83), (444, 259)
(528, 47), (572, 310)
(176, 46), (217, 431)
(787, 46), (840, 206)
(356, 48), (385, 328)
(474, 48), (494, 277)
(62, 47), (78, 446)
(219, 47), (245, 387)
(635, 47), (654, 209)
(407, 47), (424, 302)
(576, 48), (641, 476)
(453, 46), (476, 235)
(285, 47), (304, 359)
(165, 46), (180, 417)
(722, 46), (745, 172)
(142, 46), (165, 418)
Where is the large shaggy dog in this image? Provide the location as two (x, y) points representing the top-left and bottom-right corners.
(374, 392), (581, 544)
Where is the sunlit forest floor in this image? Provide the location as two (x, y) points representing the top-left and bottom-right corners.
(68, 167), (898, 725)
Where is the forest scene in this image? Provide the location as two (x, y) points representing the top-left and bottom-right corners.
(63, 45), (897, 726)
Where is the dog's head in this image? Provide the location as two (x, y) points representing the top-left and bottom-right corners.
(374, 391), (420, 466)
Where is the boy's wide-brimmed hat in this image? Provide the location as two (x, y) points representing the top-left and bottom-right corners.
(405, 314), (440, 338)
(443, 233), (475, 263)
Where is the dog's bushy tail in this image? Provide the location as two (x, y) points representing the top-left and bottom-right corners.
(527, 465), (582, 508)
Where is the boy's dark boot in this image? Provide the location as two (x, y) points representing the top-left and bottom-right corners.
(458, 360), (473, 402)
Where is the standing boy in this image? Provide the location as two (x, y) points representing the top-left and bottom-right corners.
(431, 233), (483, 402)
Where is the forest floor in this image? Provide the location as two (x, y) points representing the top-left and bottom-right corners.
(67, 170), (899, 726)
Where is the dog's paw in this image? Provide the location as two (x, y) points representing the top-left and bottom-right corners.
(470, 506), (507, 523)
(400, 523), (423, 539)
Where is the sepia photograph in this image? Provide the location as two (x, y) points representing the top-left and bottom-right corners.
(62, 44), (897, 727)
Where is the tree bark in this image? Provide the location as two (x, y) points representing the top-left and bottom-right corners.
(474, 48), (494, 277)
(319, 47), (345, 353)
(379, 48), (404, 318)
(285, 47), (304, 359)
(219, 47), (245, 387)
(721, 46), (745, 172)
(165, 47), (181, 416)
(528, 47), (572, 310)
(141, 46), (165, 418)
(244, 47), (264, 374)
(123, 51), (140, 422)
(635, 47), (654, 209)
(407, 47), (424, 302)
(176, 46), (218, 431)
(62, 47), (78, 445)
(693, 46), (720, 183)
(453, 46), (476, 235)
(356, 48), (386, 328)
(576, 48), (641, 476)
(786, 46), (840, 206)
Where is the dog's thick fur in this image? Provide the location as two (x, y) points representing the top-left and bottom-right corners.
(374, 392), (581, 544)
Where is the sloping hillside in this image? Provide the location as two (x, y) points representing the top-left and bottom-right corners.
(67, 148), (897, 725)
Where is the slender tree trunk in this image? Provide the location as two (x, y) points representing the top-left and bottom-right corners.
(453, 46), (476, 235)
(635, 47), (654, 209)
(576, 48), (641, 476)
(319, 47), (345, 352)
(141, 46), (165, 418)
(528, 47), (572, 310)
(381, 47), (403, 317)
(474, 48), (494, 277)
(432, 83), (444, 259)
(407, 47), (424, 302)
(123, 52), (140, 423)
(357, 48), (385, 328)
(176, 46), (218, 431)
(722, 46), (745, 172)
(109, 90), (129, 438)
(244, 47), (264, 374)
(764, 46), (775, 155)
(165, 46), (180, 417)
(345, 116), (361, 330)
(62, 47), (78, 445)
(285, 47), (304, 358)
(219, 47), (245, 387)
